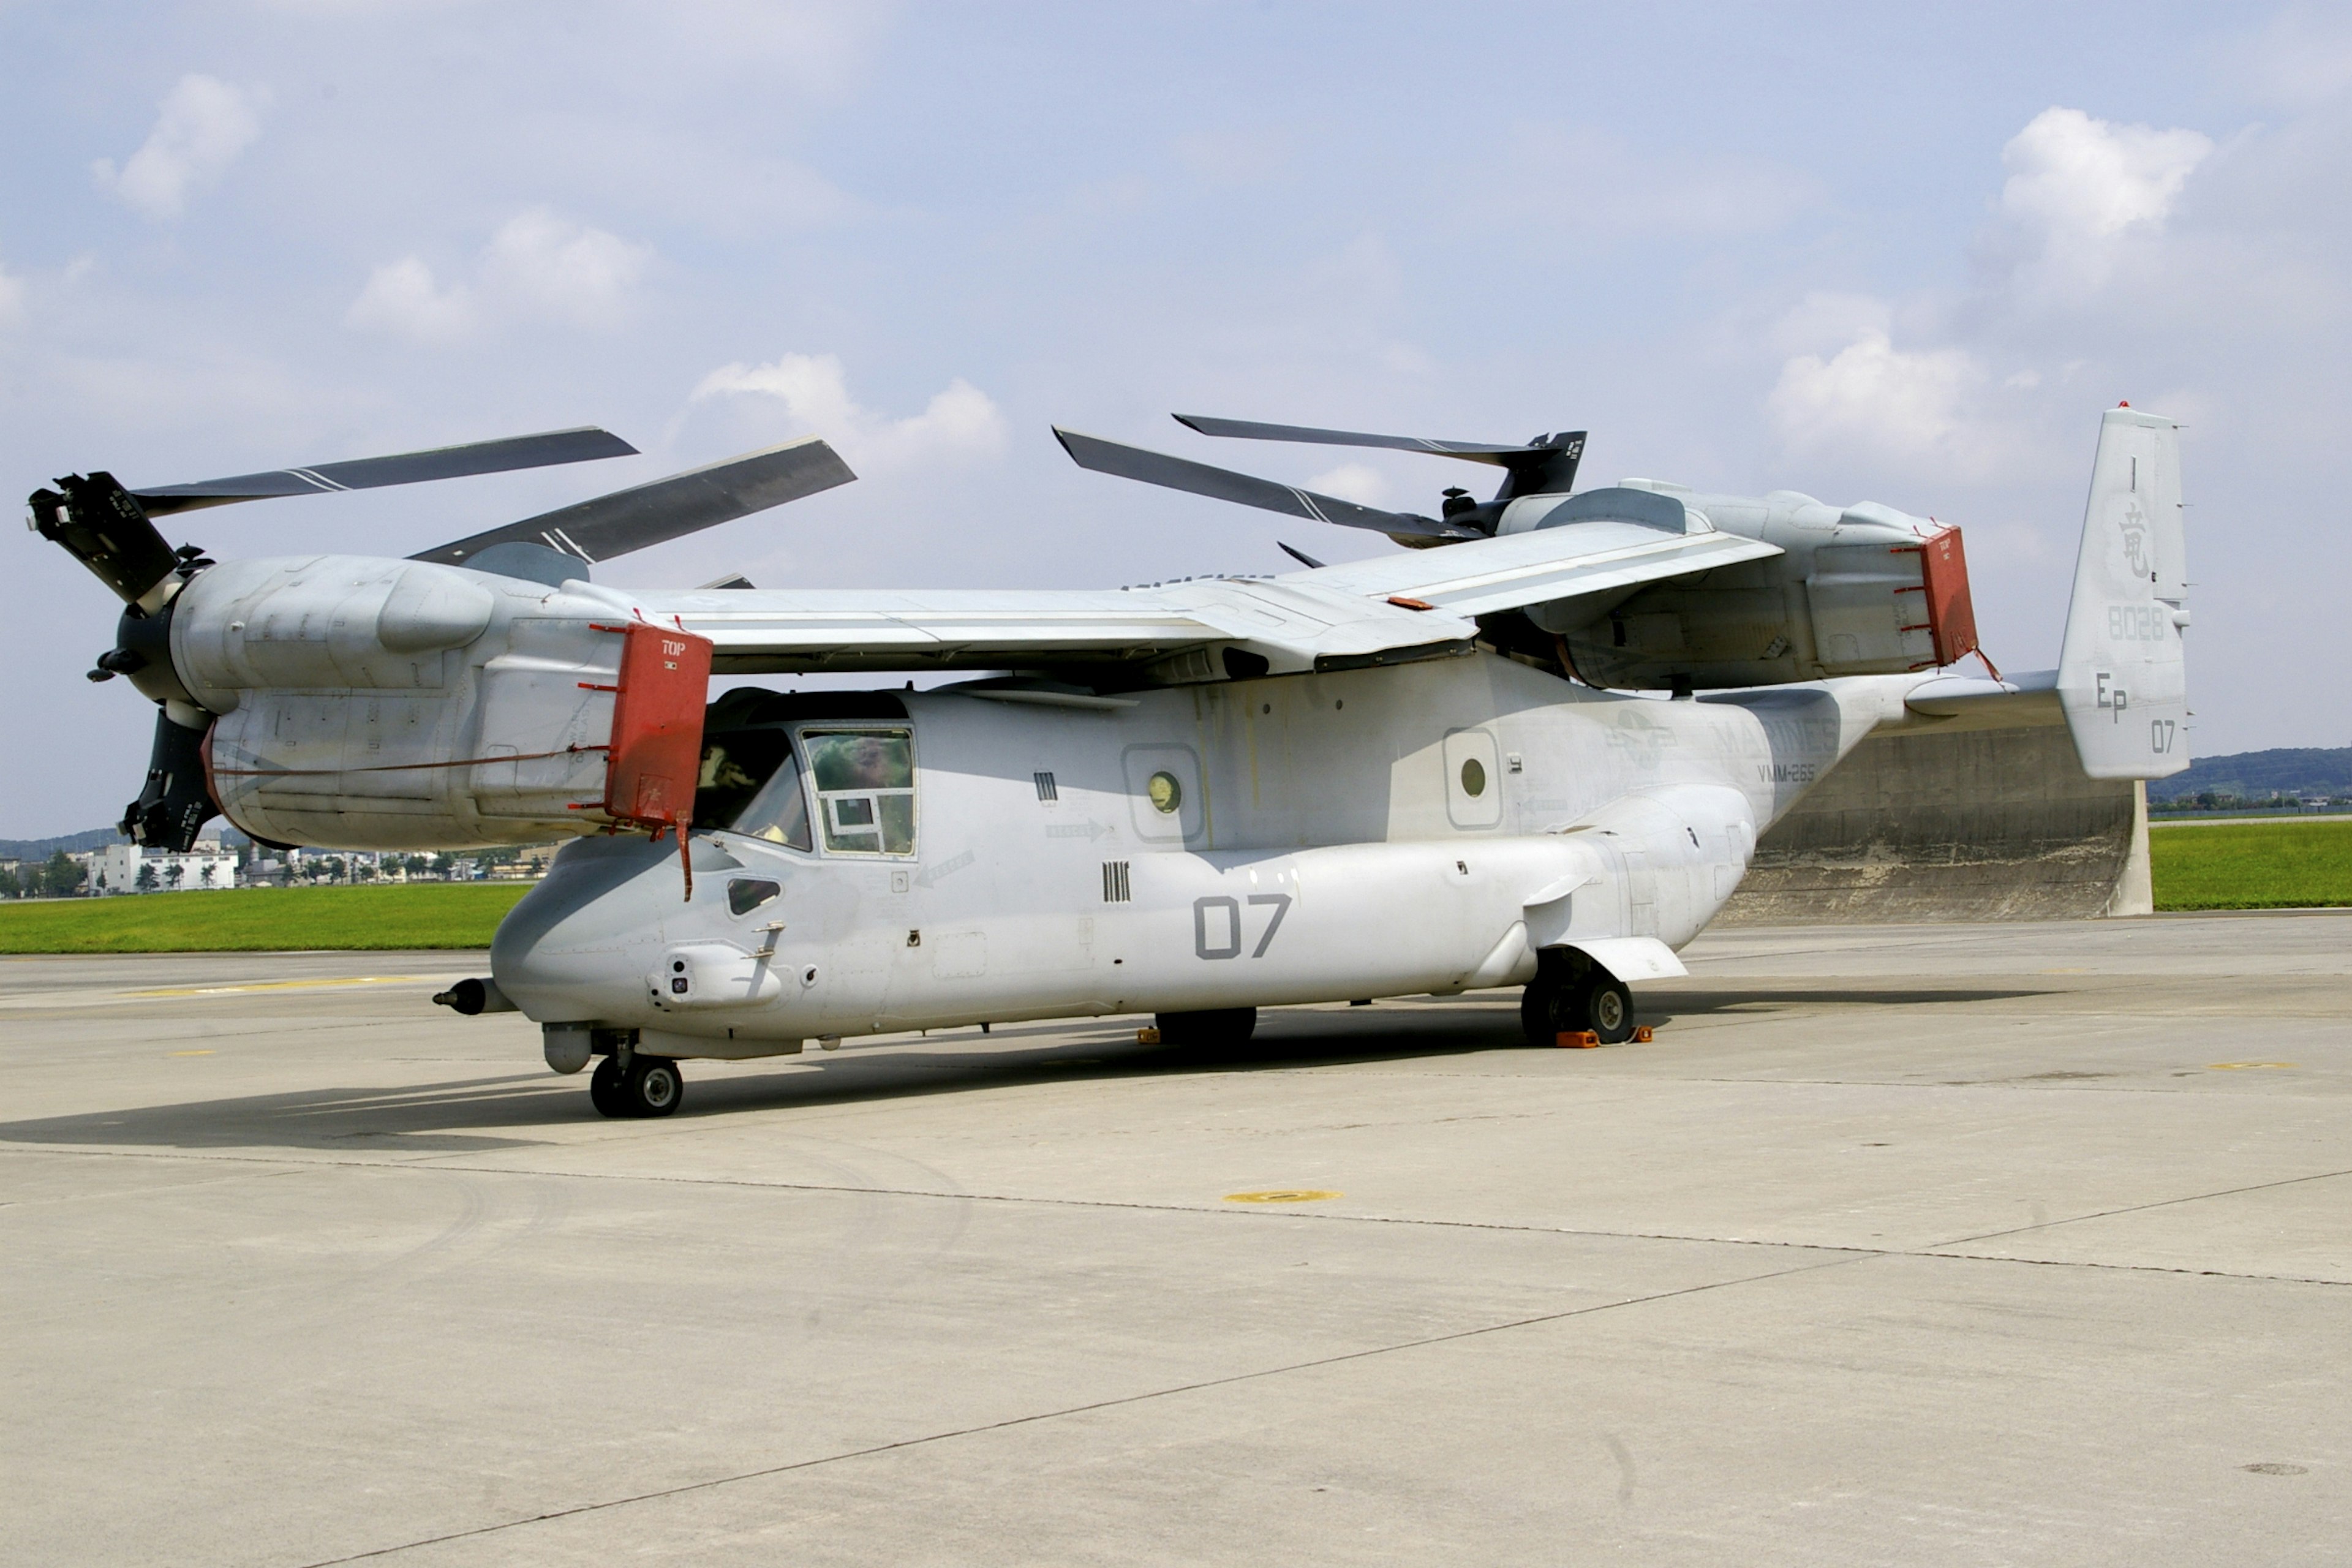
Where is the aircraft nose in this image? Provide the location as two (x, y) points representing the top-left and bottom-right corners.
(489, 839), (671, 1018)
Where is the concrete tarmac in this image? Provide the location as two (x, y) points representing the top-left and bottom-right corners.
(2, 913), (2347, 1566)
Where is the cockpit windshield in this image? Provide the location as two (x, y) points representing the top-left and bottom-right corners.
(696, 729), (813, 851)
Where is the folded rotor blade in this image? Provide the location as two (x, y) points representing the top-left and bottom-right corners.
(1175, 414), (1532, 459)
(1174, 414), (1587, 496)
(412, 435), (856, 568)
(27, 472), (184, 606)
(1054, 428), (1468, 541)
(130, 427), (638, 517)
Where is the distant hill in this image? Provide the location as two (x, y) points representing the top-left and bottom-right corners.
(0, 827), (125, 862)
(2148, 747), (2352, 804)
(0, 825), (257, 861)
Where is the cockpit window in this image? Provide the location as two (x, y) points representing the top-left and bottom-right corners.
(726, 878), (781, 917)
(696, 728), (813, 851)
(726, 742), (814, 851)
(802, 728), (915, 855)
(695, 736), (773, 827)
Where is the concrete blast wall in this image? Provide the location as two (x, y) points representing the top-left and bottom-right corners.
(1718, 724), (2152, 925)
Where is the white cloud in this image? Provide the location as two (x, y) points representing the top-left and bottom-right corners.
(478, 209), (650, 327)
(0, 263), (23, 329)
(1767, 328), (1986, 466)
(1761, 107), (2221, 484)
(346, 256), (470, 342)
(1994, 107), (2214, 293)
(689, 352), (1008, 471)
(1765, 292), (1893, 357)
(92, 75), (266, 220)
(1305, 463), (1388, 506)
(347, 208), (652, 343)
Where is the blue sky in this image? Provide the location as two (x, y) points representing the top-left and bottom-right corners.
(4, 2), (2346, 835)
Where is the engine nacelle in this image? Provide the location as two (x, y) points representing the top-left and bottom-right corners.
(1506, 486), (1981, 691)
(170, 556), (709, 850)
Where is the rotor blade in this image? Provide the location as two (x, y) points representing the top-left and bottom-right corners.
(130, 427), (638, 516)
(1174, 414), (1587, 494)
(1175, 413), (1539, 460)
(1054, 428), (1468, 541)
(412, 436), (856, 568)
(1277, 541), (1329, 570)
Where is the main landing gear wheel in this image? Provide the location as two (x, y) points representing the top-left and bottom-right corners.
(1521, 960), (1638, 1047)
(1153, 1007), (1258, 1051)
(589, 1055), (684, 1118)
(1520, 976), (1581, 1045)
(589, 1055), (627, 1117)
(1583, 976), (1637, 1046)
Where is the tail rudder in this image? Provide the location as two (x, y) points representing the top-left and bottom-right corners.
(2057, 405), (2190, 779)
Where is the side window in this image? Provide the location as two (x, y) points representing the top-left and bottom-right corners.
(714, 733), (813, 851)
(802, 728), (916, 856)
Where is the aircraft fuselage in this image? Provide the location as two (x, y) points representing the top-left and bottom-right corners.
(493, 654), (1899, 1055)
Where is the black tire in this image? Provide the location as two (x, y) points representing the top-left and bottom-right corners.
(623, 1056), (684, 1118)
(1154, 1007), (1257, 1050)
(589, 1055), (629, 1117)
(1583, 976), (1636, 1045)
(1519, 978), (1589, 1046)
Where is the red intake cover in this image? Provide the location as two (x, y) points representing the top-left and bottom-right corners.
(602, 622), (713, 831)
(1913, 526), (1980, 669)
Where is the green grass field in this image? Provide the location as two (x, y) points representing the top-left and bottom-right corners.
(0, 883), (533, 954)
(2150, 819), (2352, 911)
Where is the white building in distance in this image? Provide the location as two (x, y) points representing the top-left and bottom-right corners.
(93, 840), (238, 895)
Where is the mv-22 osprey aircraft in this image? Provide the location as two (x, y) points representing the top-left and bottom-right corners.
(33, 401), (2191, 1117)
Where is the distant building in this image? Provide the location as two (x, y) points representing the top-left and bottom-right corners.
(94, 840), (238, 895)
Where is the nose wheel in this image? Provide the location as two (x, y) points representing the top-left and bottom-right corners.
(589, 1054), (684, 1118)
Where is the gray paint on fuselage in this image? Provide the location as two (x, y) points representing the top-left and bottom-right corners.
(492, 653), (1885, 1052)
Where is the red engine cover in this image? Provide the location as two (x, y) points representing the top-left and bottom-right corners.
(1910, 526), (1981, 669)
(601, 622), (713, 831)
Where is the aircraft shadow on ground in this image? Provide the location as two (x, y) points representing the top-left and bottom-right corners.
(0, 987), (2057, 1153)
(0, 1074), (576, 1155)
(1646, 987), (2058, 1013)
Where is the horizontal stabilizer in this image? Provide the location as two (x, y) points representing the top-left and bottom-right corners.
(1902, 669), (2064, 730)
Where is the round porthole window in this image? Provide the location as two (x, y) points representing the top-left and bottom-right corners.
(1147, 770), (1183, 815)
(1460, 757), (1487, 797)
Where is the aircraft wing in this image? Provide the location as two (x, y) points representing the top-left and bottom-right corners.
(629, 516), (1776, 676)
(636, 582), (1480, 676)
(1287, 519), (1781, 617)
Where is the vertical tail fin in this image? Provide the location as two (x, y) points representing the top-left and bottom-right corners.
(2057, 406), (2190, 779)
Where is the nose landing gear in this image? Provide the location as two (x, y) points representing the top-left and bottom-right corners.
(589, 1051), (684, 1118)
